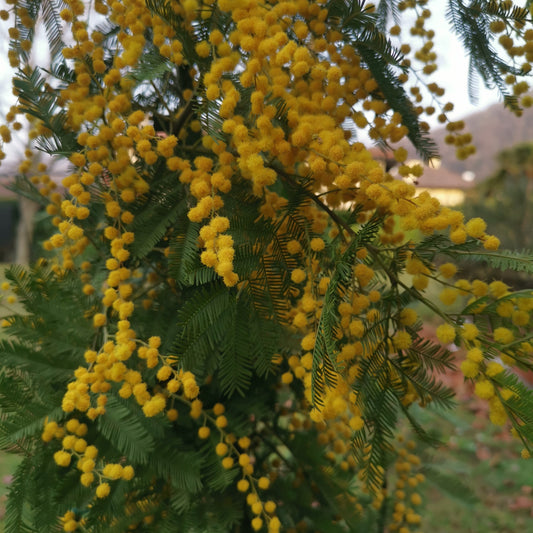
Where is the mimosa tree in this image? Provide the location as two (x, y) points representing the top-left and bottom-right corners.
(0, 1), (532, 532)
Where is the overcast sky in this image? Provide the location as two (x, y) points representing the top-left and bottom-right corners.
(422, 3), (501, 122)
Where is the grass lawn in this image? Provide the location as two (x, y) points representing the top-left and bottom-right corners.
(416, 399), (533, 532)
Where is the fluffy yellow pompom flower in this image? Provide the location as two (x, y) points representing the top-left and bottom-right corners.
(483, 235), (500, 250)
(399, 308), (417, 326)
(257, 476), (270, 489)
(213, 403), (225, 416)
(393, 331), (412, 350)
(354, 264), (374, 287)
(183, 377), (200, 399)
(493, 327), (514, 344)
(156, 366), (173, 381)
(93, 313), (107, 327)
(222, 457), (234, 469)
(142, 394), (166, 417)
(54, 450), (71, 467)
(449, 227), (467, 244)
(486, 361), (504, 377)
(122, 465), (134, 480)
(291, 268), (306, 284)
(62, 435), (76, 449)
(238, 453), (251, 467)
(210, 216), (230, 233)
(490, 280), (509, 298)
(461, 323), (479, 341)
(238, 436), (251, 449)
(269, 516), (281, 531)
(475, 380), (495, 402)
(95, 482), (110, 498)
(460, 359), (479, 378)
(80, 472), (94, 487)
(237, 479), (250, 492)
(195, 40), (211, 57)
(198, 426), (211, 439)
(190, 399), (203, 419)
(50, 234), (65, 248)
(264, 500), (276, 514)
(349, 416), (364, 431)
(466, 347), (484, 363)
(215, 442), (228, 456)
(215, 415), (228, 428)
(439, 288), (458, 306)
(65, 419), (79, 433)
(167, 408), (179, 421)
(310, 237), (325, 251)
(465, 217), (487, 238)
(63, 519), (78, 532)
(103, 464), (124, 480)
(251, 517), (263, 531)
(251, 501), (263, 515)
(286, 239), (302, 254)
(436, 324), (456, 344)
(301, 332), (316, 351)
(438, 263), (457, 279)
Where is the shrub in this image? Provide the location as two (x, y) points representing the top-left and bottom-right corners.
(0, 1), (532, 532)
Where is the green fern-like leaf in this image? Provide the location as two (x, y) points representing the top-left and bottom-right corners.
(130, 169), (187, 259)
(450, 248), (533, 273)
(446, 0), (522, 109)
(312, 215), (382, 405)
(168, 216), (203, 287)
(96, 397), (156, 464)
(4, 458), (37, 533)
(218, 298), (255, 396)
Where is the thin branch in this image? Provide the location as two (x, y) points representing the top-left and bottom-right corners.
(273, 165), (355, 243)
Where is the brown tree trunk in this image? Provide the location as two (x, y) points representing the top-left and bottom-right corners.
(14, 196), (38, 265)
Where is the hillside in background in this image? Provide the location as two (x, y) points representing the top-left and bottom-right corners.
(430, 101), (533, 181)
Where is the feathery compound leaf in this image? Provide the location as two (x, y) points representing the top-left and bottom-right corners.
(168, 216), (203, 287)
(7, 175), (51, 207)
(312, 216), (382, 405)
(400, 404), (443, 447)
(130, 170), (187, 259)
(13, 66), (77, 155)
(450, 248), (533, 273)
(446, 0), (522, 108)
(150, 440), (204, 494)
(174, 284), (235, 376)
(218, 298), (255, 396)
(97, 397), (156, 464)
(128, 47), (174, 82)
(470, 0), (529, 22)
(4, 458), (36, 533)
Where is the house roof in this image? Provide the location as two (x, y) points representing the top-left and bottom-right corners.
(415, 164), (477, 190)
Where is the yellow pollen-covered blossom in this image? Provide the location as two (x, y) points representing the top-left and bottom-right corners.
(474, 380), (495, 400)
(95, 483), (111, 498)
(493, 327), (514, 344)
(436, 324), (456, 344)
(465, 217), (487, 238)
(393, 331), (412, 350)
